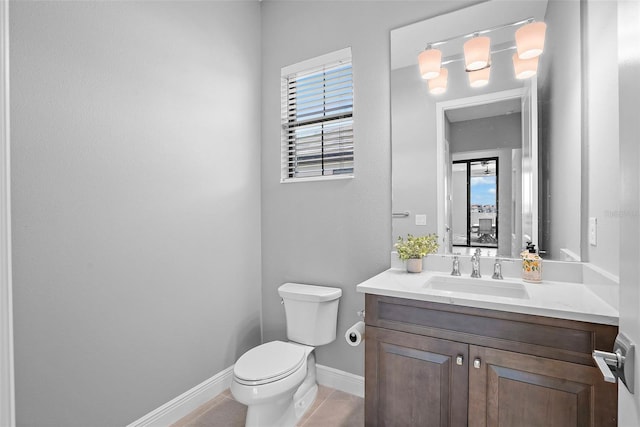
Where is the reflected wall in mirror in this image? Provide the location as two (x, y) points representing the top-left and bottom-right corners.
(391, 0), (620, 269)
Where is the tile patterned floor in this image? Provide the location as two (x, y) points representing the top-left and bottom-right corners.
(171, 385), (363, 427)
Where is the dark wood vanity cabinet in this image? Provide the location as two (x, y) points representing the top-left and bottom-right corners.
(366, 327), (469, 427)
(364, 294), (618, 427)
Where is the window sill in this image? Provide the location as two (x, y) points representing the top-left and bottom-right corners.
(280, 174), (354, 184)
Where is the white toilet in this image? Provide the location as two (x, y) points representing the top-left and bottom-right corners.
(231, 282), (342, 427)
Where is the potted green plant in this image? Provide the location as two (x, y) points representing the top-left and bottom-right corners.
(395, 234), (439, 273)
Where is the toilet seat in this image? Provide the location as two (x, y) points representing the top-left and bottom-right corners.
(233, 341), (307, 386)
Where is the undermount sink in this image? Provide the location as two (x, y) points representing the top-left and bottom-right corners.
(425, 275), (530, 299)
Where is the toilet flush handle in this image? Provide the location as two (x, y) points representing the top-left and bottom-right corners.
(280, 298), (284, 305)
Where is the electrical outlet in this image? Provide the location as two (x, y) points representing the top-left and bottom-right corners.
(415, 214), (427, 226)
(589, 217), (597, 246)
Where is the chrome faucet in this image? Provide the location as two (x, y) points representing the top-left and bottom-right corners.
(492, 258), (503, 280)
(470, 248), (481, 278)
(451, 255), (461, 276)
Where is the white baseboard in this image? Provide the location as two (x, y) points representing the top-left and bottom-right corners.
(126, 366), (234, 427)
(316, 364), (364, 398)
(127, 363), (365, 426)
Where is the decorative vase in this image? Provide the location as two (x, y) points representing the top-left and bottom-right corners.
(406, 258), (423, 273)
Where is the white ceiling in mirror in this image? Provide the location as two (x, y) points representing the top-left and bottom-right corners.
(445, 97), (522, 122)
(391, 0), (548, 72)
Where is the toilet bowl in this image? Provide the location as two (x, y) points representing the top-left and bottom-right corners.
(231, 283), (342, 427)
(231, 341), (316, 427)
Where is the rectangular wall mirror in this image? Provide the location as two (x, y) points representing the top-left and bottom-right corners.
(391, 0), (599, 261)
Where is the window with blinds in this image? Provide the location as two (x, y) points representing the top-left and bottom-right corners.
(281, 48), (353, 182)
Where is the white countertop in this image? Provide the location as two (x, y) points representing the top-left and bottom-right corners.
(356, 268), (619, 326)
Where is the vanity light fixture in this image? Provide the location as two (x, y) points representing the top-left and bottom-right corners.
(428, 67), (448, 94)
(515, 21), (547, 59)
(468, 66), (490, 87)
(417, 17), (546, 93)
(418, 46), (442, 80)
(464, 35), (491, 71)
(513, 53), (539, 79)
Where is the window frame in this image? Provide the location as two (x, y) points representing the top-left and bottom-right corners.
(280, 47), (354, 183)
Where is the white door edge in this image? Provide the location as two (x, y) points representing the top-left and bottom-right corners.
(0, 0), (15, 425)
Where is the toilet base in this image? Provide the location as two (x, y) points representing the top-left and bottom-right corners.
(244, 393), (298, 427)
(293, 352), (317, 419)
(293, 383), (318, 421)
(242, 352), (318, 427)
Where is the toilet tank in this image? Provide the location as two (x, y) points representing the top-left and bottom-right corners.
(278, 283), (342, 346)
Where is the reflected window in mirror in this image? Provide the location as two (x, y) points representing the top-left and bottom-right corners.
(452, 158), (499, 250)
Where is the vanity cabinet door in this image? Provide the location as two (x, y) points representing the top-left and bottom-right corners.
(468, 345), (617, 427)
(365, 326), (468, 427)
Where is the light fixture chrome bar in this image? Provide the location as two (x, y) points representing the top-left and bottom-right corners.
(425, 17), (534, 51)
(440, 42), (517, 66)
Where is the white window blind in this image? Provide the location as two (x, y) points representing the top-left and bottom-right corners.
(281, 48), (353, 182)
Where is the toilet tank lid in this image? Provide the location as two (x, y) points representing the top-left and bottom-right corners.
(278, 283), (342, 302)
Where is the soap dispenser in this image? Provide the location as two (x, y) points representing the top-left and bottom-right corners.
(521, 242), (542, 283)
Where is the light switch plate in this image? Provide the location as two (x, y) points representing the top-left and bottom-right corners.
(589, 217), (597, 246)
(415, 214), (427, 226)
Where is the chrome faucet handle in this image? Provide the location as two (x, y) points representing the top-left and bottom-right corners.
(470, 252), (481, 278)
(492, 258), (503, 280)
(451, 255), (461, 276)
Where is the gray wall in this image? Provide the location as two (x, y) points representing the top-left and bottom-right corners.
(10, 2), (262, 425)
(391, 64), (439, 238)
(450, 114), (522, 154)
(538, 0), (582, 261)
(260, 1), (478, 377)
(538, 0), (620, 274)
(585, 0), (619, 276)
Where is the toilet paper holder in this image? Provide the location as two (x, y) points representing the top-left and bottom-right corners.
(345, 320), (366, 346)
(357, 309), (365, 319)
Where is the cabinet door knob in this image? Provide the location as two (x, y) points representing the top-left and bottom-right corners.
(456, 355), (463, 366)
(473, 358), (481, 369)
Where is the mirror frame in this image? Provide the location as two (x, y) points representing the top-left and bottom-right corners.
(435, 86), (537, 257)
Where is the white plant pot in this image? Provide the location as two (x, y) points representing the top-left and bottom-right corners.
(406, 258), (423, 273)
